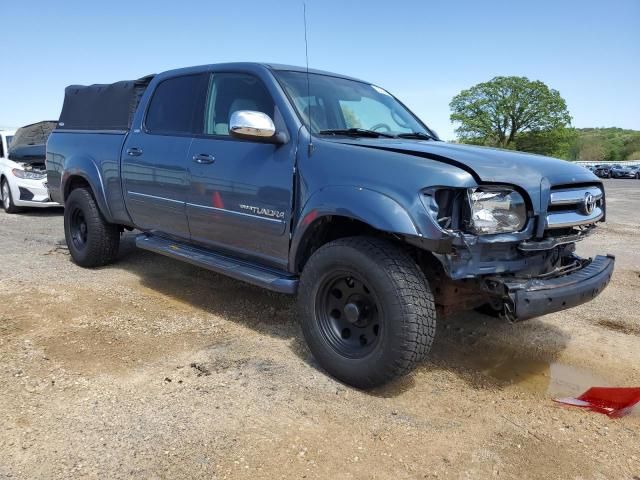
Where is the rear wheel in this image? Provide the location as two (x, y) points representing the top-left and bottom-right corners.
(64, 187), (120, 267)
(298, 236), (436, 388)
(1, 178), (22, 214)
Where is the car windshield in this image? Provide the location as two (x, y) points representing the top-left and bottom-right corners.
(275, 71), (435, 138)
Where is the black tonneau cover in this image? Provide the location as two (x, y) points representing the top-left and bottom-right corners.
(8, 121), (57, 164)
(57, 75), (155, 131)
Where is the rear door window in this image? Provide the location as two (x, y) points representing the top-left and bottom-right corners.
(145, 74), (208, 135)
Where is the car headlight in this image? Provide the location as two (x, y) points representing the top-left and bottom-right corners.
(466, 187), (527, 234)
(12, 168), (46, 180)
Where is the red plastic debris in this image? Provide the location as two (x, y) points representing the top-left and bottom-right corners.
(554, 387), (640, 418)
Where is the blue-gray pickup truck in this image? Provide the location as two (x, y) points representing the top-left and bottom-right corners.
(47, 63), (614, 388)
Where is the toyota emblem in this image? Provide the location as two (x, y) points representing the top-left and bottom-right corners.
(582, 193), (596, 215)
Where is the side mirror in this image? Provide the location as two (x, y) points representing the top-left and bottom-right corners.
(229, 110), (285, 144)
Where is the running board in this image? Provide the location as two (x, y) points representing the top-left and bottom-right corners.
(135, 234), (298, 294)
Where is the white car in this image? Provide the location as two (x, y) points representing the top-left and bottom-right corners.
(0, 125), (60, 213)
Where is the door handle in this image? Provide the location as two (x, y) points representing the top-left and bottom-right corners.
(127, 147), (143, 157)
(193, 154), (215, 164)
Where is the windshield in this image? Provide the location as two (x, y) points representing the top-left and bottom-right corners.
(275, 71), (435, 138)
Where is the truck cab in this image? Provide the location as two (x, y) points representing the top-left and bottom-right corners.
(46, 63), (614, 388)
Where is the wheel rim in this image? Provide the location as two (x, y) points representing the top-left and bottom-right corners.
(2, 182), (9, 209)
(315, 272), (381, 358)
(70, 207), (88, 250)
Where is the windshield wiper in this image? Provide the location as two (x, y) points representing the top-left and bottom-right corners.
(395, 131), (435, 140)
(318, 128), (396, 138)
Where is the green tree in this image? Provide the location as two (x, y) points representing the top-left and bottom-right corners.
(578, 139), (606, 161)
(563, 128), (640, 161)
(628, 150), (640, 160)
(515, 127), (577, 158)
(450, 76), (571, 149)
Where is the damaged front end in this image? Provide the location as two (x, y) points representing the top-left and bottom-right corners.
(411, 182), (614, 321)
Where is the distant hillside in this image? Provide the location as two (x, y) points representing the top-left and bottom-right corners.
(568, 127), (640, 161)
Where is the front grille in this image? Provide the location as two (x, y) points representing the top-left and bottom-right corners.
(546, 185), (604, 229)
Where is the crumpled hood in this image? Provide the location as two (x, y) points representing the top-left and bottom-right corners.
(331, 138), (600, 212)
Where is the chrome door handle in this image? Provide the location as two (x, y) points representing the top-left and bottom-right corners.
(127, 147), (143, 157)
(193, 154), (215, 164)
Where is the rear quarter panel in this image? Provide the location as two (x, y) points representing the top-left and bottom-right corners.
(46, 131), (133, 225)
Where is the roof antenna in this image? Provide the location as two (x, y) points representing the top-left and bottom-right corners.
(303, 2), (314, 155)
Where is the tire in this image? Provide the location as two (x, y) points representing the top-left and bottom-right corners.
(64, 187), (120, 267)
(298, 236), (436, 389)
(636, 173), (640, 180)
(1, 178), (22, 214)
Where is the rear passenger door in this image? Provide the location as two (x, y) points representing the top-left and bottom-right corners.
(186, 72), (295, 269)
(122, 74), (208, 239)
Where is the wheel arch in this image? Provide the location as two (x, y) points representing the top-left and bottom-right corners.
(290, 186), (420, 273)
(61, 156), (114, 223)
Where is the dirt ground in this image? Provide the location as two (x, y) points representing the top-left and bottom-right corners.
(1, 179), (639, 480)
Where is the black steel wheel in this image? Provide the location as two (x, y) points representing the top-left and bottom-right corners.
(316, 272), (382, 359)
(298, 236), (436, 389)
(64, 187), (120, 267)
(69, 207), (89, 251)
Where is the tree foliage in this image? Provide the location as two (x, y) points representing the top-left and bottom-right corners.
(450, 76), (572, 148)
(514, 127), (578, 159)
(566, 128), (640, 161)
(577, 139), (607, 161)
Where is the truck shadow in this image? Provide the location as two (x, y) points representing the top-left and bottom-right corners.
(116, 234), (297, 341)
(115, 233), (571, 397)
(371, 313), (571, 398)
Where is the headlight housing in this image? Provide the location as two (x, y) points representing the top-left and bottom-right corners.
(465, 187), (527, 234)
(12, 168), (46, 180)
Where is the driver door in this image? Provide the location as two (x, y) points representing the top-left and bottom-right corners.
(186, 72), (295, 269)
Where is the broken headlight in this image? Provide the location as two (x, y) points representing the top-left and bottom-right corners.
(465, 187), (527, 234)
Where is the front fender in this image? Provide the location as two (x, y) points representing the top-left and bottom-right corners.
(61, 155), (114, 223)
(290, 186), (419, 269)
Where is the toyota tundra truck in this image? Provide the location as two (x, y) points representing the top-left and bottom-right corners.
(46, 63), (614, 388)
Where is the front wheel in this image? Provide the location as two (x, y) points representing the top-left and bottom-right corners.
(1, 178), (22, 214)
(298, 236), (436, 388)
(64, 187), (120, 267)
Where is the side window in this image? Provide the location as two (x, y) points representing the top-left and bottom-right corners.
(145, 74), (207, 134)
(204, 73), (277, 136)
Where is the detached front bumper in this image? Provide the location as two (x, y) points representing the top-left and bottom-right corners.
(500, 255), (615, 321)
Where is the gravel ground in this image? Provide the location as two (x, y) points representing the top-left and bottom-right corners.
(0, 179), (639, 480)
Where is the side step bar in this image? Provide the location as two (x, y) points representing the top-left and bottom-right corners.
(135, 234), (298, 294)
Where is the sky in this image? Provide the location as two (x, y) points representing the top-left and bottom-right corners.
(1, 0), (638, 140)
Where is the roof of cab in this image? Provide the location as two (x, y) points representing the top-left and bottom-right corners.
(157, 62), (369, 84)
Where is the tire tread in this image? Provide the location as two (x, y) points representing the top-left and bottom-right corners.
(64, 188), (119, 267)
(298, 236), (436, 388)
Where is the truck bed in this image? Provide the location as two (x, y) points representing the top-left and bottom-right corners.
(47, 130), (132, 226)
